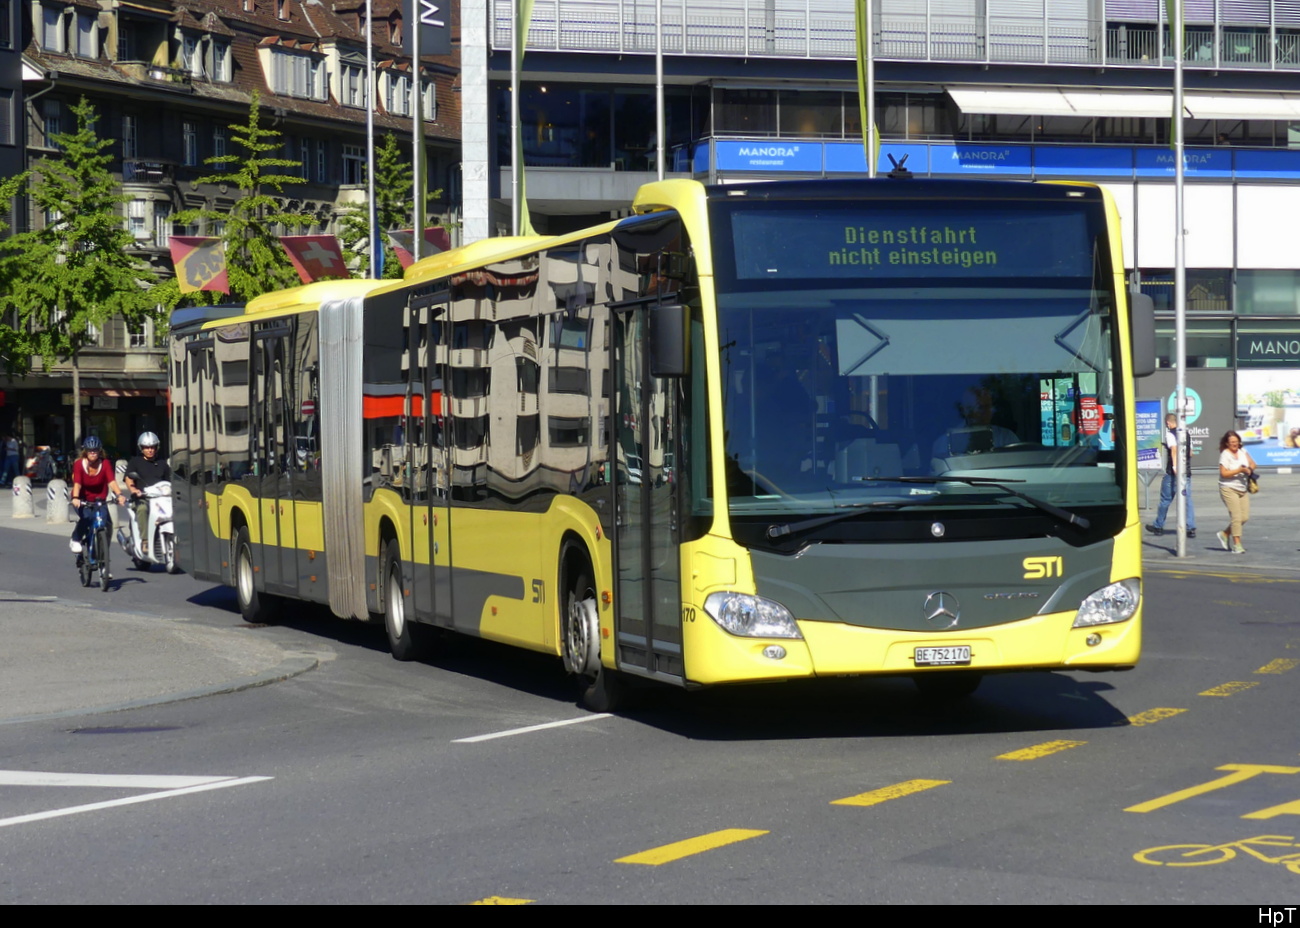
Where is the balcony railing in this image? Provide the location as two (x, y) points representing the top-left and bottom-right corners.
(122, 159), (177, 184)
(491, 0), (1300, 70)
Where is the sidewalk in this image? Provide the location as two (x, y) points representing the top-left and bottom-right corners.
(1139, 468), (1300, 574)
(0, 492), (319, 724)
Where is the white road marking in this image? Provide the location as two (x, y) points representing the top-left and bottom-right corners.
(453, 713), (612, 743)
(0, 770), (237, 789)
(0, 777), (273, 828)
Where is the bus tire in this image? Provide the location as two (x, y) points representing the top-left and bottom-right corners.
(234, 525), (278, 624)
(913, 671), (982, 701)
(564, 561), (623, 712)
(382, 539), (431, 661)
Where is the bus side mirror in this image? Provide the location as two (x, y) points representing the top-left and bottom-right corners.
(1129, 291), (1156, 378)
(650, 302), (688, 378)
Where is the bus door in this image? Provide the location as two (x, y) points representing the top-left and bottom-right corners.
(181, 338), (215, 578)
(611, 303), (683, 679)
(404, 290), (451, 625)
(253, 324), (296, 595)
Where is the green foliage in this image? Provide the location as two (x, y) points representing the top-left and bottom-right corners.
(339, 133), (444, 278)
(4, 97), (156, 375)
(0, 171), (31, 374)
(175, 89), (314, 301)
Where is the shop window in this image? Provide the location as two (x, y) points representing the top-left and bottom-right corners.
(1238, 270), (1300, 316)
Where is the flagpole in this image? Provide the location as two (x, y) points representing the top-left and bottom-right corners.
(412, 4), (426, 262)
(865, 0), (875, 179)
(1172, 0), (1188, 557)
(511, 3), (521, 235)
(655, 0), (664, 182)
(366, 0), (380, 276)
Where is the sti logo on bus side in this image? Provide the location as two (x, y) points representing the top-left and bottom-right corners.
(1023, 556), (1063, 579)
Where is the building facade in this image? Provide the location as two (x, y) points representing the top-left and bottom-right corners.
(1, 0), (459, 460)
(465, 0), (1300, 468)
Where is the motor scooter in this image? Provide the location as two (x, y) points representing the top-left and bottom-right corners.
(118, 477), (178, 573)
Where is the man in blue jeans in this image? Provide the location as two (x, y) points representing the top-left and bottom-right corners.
(1147, 412), (1196, 538)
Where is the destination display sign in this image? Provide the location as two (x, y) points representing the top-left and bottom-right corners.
(725, 206), (1095, 281)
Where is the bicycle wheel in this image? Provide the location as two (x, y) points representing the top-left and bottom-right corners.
(1134, 843), (1235, 867)
(96, 528), (111, 592)
(78, 540), (91, 587)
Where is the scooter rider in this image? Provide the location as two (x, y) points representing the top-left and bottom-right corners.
(125, 432), (170, 538)
(70, 436), (126, 561)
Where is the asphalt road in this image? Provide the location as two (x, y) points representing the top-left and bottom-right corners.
(0, 516), (1298, 903)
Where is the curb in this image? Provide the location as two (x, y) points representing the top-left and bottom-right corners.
(0, 653), (321, 726)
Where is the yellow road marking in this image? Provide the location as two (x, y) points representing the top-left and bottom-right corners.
(1123, 707), (1187, 727)
(1256, 659), (1299, 675)
(1243, 798), (1300, 820)
(831, 778), (951, 807)
(1149, 569), (1300, 585)
(996, 740), (1086, 761)
(469, 897), (534, 905)
(1199, 681), (1260, 697)
(1126, 764), (1300, 813)
(615, 829), (769, 866)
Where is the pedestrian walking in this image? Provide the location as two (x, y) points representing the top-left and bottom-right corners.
(1217, 430), (1255, 555)
(0, 434), (18, 486)
(1146, 412), (1196, 538)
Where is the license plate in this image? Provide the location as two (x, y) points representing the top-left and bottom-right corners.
(913, 646), (972, 667)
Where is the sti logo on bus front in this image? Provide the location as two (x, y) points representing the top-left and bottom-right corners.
(1023, 556), (1063, 579)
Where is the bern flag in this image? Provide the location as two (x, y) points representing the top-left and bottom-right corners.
(280, 235), (349, 284)
(169, 237), (229, 294)
(388, 227), (452, 269)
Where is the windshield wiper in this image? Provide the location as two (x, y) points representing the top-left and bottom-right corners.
(860, 475), (1091, 530)
(765, 495), (941, 540)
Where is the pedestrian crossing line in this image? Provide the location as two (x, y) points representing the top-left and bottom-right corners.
(1255, 659), (1299, 675)
(831, 778), (951, 807)
(615, 828), (769, 866)
(1121, 707), (1187, 727)
(1199, 681), (1260, 697)
(469, 896), (534, 905)
(996, 740), (1087, 761)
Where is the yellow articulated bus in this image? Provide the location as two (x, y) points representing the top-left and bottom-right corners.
(169, 178), (1155, 710)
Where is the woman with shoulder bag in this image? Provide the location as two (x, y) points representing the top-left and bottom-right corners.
(1217, 430), (1256, 554)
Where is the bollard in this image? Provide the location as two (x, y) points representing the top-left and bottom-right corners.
(46, 478), (70, 524)
(10, 475), (33, 518)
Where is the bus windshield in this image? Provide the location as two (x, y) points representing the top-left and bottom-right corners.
(712, 195), (1126, 538)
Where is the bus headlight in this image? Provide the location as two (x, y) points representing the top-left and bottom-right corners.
(704, 592), (803, 639)
(1072, 578), (1141, 628)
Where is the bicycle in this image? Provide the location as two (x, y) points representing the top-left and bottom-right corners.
(77, 500), (113, 593)
(1134, 834), (1300, 874)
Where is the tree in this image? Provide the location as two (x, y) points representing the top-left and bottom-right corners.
(5, 97), (157, 442)
(176, 89), (314, 301)
(0, 170), (32, 375)
(339, 132), (444, 278)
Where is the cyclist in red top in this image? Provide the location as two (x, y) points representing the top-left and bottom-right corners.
(69, 436), (125, 564)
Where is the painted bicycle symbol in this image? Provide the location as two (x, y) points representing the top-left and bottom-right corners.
(1134, 834), (1300, 874)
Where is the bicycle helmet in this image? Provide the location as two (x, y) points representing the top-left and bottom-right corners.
(81, 436), (102, 452)
(138, 431), (160, 450)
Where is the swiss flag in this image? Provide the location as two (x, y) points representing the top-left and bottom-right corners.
(280, 235), (349, 284)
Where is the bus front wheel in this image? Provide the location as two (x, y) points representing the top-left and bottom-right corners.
(382, 539), (431, 662)
(564, 563), (623, 712)
(233, 525), (278, 624)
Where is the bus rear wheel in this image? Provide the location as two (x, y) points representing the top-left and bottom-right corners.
(382, 539), (431, 662)
(233, 525), (278, 624)
(563, 562), (623, 712)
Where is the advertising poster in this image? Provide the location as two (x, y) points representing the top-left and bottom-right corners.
(1234, 369), (1300, 468)
(1135, 399), (1163, 471)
